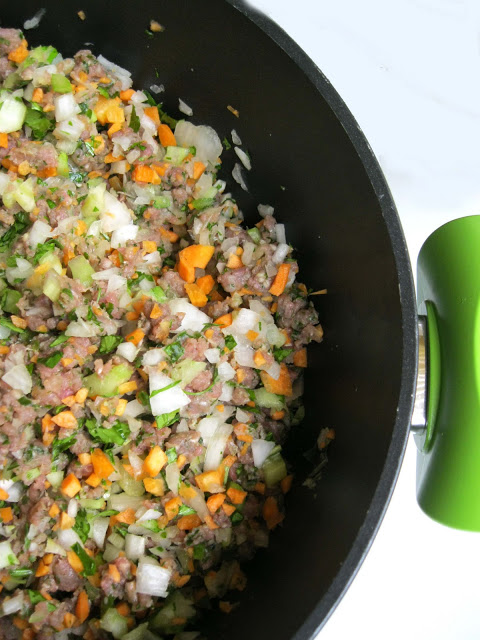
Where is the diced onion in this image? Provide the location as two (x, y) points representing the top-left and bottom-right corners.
(266, 361), (281, 380)
(236, 408), (250, 423)
(2, 364), (32, 395)
(231, 129), (242, 145)
(205, 348), (220, 364)
(23, 8), (46, 30)
(149, 371), (190, 416)
(92, 267), (120, 281)
(165, 462), (180, 495)
(273, 243), (290, 264)
(168, 299), (210, 334)
(251, 439), (276, 468)
(0, 96), (26, 133)
(108, 493), (145, 512)
(116, 341), (138, 363)
(67, 499), (78, 518)
(29, 220), (52, 248)
(1, 593), (24, 616)
(55, 116), (84, 141)
(258, 204), (274, 218)
(197, 416), (220, 446)
(65, 320), (99, 338)
(228, 308), (260, 336)
(54, 94), (80, 122)
(175, 120), (222, 164)
(123, 400), (145, 418)
(101, 192), (132, 232)
(136, 509), (162, 522)
(219, 383), (233, 402)
(233, 343), (256, 368)
(150, 84), (164, 94)
(107, 274), (127, 293)
(275, 224), (286, 245)
(232, 163), (248, 191)
(57, 528), (84, 550)
(0, 173), (9, 196)
(0, 480), (22, 502)
(218, 362), (235, 382)
(142, 349), (166, 366)
(125, 534), (145, 561)
(6, 257), (33, 284)
(204, 424), (233, 471)
(111, 223), (138, 249)
(178, 98), (193, 116)
(92, 518), (110, 549)
(234, 146), (251, 170)
(135, 561), (171, 597)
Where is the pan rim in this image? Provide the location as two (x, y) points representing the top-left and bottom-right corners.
(227, 1), (418, 637)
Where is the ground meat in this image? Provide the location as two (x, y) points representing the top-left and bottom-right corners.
(28, 496), (53, 531)
(163, 166), (186, 189)
(204, 300), (230, 320)
(73, 49), (107, 80)
(0, 57), (14, 81)
(295, 323), (323, 348)
(182, 337), (209, 362)
(185, 369), (212, 393)
(236, 366), (259, 389)
(69, 430), (94, 455)
(230, 387), (250, 406)
(172, 186), (188, 206)
(218, 266), (250, 293)
(9, 140), (58, 170)
(180, 382), (222, 418)
(100, 556), (131, 598)
(53, 557), (82, 592)
(275, 293), (307, 328)
(0, 28), (23, 55)
(165, 431), (204, 461)
(158, 269), (186, 297)
(33, 367), (83, 406)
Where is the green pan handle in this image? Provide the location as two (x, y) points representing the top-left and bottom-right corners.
(416, 214), (480, 531)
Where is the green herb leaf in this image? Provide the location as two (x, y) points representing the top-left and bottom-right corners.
(0, 211), (31, 252)
(141, 519), (161, 533)
(51, 434), (77, 460)
(97, 86), (110, 98)
(149, 286), (167, 303)
(37, 351), (62, 368)
(9, 567), (32, 579)
(222, 137), (232, 150)
(178, 504), (196, 516)
(0, 317), (25, 333)
(71, 543), (96, 576)
(166, 447), (177, 464)
(150, 380), (180, 398)
(130, 105), (140, 133)
(85, 418), (130, 446)
(33, 239), (63, 264)
(273, 347), (293, 363)
(73, 508), (90, 544)
(24, 108), (54, 140)
(155, 410), (179, 430)
(164, 341), (184, 364)
(98, 335), (123, 354)
(28, 589), (46, 604)
(224, 335), (237, 350)
(193, 543), (206, 560)
(50, 334), (69, 348)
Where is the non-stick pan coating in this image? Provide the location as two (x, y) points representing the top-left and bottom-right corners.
(0, 2), (417, 637)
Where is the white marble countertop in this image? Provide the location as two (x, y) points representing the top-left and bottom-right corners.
(252, 1), (480, 638)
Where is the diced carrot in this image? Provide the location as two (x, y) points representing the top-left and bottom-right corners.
(118, 381), (137, 394)
(151, 162), (169, 177)
(218, 454), (236, 478)
(142, 240), (157, 254)
(226, 253), (243, 269)
(12, 616), (29, 630)
(226, 487), (247, 505)
(63, 395), (76, 407)
(108, 564), (121, 583)
(253, 351), (266, 367)
(63, 612), (77, 628)
(185, 283), (208, 308)
(158, 124), (177, 147)
(42, 554), (54, 566)
(115, 399), (128, 416)
(0, 134), (8, 149)
(193, 161), (206, 180)
(260, 363), (293, 396)
(144, 106), (160, 126)
(179, 244), (215, 269)
(178, 257), (195, 283)
(104, 152), (125, 163)
(60, 512), (76, 529)
(125, 311), (139, 322)
(150, 303), (163, 319)
(41, 414), (55, 433)
(233, 423), (253, 443)
(222, 503), (236, 516)
(281, 474), (293, 494)
(205, 514), (219, 530)
(119, 89), (135, 102)
(125, 328), (145, 345)
(35, 559), (50, 577)
(246, 330), (258, 342)
(85, 473), (101, 488)
(195, 470), (224, 493)
(51, 410), (77, 429)
(165, 496), (182, 521)
(0, 507), (13, 523)
(214, 313), (232, 328)
(254, 482), (265, 495)
(31, 87), (44, 104)
(8, 45), (29, 64)
(216, 404), (224, 412)
(48, 503), (60, 518)
(91, 448), (115, 479)
(196, 274), (215, 295)
(209, 289), (224, 302)
(61, 473), (82, 498)
(143, 446), (168, 477)
(177, 454), (187, 469)
(11, 315), (27, 329)
(262, 496), (284, 530)
(94, 97), (125, 125)
(160, 227), (179, 243)
(132, 165), (161, 184)
(207, 493), (226, 514)
(271, 410), (285, 421)
(75, 591), (90, 624)
(111, 508), (136, 525)
(75, 387), (89, 404)
(293, 348), (307, 367)
(67, 550), (84, 573)
(179, 483), (198, 500)
(108, 123), (122, 137)
(177, 514), (202, 530)
(269, 263), (291, 296)
(143, 477), (165, 496)
(236, 369), (245, 384)
(37, 166), (57, 178)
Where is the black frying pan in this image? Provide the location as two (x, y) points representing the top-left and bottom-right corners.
(0, 2), (418, 637)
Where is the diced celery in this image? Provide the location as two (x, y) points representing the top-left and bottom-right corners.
(79, 498), (106, 509)
(68, 255), (94, 286)
(28, 46), (58, 65)
(84, 363), (133, 398)
(0, 97), (27, 134)
(51, 74), (73, 94)
(118, 463), (145, 497)
(87, 177), (104, 189)
(263, 451), (287, 487)
(153, 195), (172, 209)
(247, 227), (261, 243)
(81, 182), (106, 218)
(57, 151), (69, 177)
(39, 252), (63, 275)
(254, 387), (284, 411)
(0, 541), (17, 569)
(14, 178), (35, 212)
(1, 289), (21, 314)
(42, 272), (61, 302)
(25, 467), (41, 483)
(172, 359), (206, 387)
(149, 286), (167, 303)
(46, 470), (64, 487)
(100, 608), (128, 639)
(163, 146), (189, 164)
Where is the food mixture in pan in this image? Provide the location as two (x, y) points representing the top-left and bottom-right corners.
(0, 29), (323, 639)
